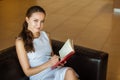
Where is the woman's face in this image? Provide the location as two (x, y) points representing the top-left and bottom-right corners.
(26, 12), (45, 34)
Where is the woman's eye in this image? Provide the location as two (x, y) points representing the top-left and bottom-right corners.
(34, 20), (38, 22)
(41, 20), (45, 23)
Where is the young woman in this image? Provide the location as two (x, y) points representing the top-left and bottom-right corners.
(15, 5), (78, 80)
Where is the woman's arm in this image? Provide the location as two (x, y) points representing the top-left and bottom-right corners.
(15, 38), (59, 76)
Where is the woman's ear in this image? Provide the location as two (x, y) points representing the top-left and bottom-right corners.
(25, 17), (29, 23)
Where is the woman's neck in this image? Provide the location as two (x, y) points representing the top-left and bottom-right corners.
(33, 32), (40, 38)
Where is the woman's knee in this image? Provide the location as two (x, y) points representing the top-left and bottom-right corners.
(65, 67), (78, 80)
(66, 67), (76, 76)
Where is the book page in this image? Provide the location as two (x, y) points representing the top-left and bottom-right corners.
(59, 39), (74, 59)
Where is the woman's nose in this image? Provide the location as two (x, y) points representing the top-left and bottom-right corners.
(37, 23), (41, 28)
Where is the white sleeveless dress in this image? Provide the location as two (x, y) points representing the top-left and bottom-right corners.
(27, 31), (70, 80)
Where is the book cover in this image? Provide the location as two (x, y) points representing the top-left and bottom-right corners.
(51, 39), (75, 69)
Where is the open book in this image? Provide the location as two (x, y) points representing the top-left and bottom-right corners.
(51, 39), (75, 69)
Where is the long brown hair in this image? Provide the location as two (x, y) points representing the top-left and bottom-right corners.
(18, 5), (46, 52)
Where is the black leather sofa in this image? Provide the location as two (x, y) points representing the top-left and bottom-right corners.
(0, 40), (108, 80)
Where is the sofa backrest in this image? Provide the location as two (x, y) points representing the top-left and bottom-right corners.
(0, 46), (27, 80)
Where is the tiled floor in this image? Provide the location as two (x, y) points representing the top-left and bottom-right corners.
(0, 0), (120, 80)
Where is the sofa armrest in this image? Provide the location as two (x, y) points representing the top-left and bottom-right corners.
(51, 39), (108, 80)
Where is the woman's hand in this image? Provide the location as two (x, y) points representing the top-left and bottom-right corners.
(49, 55), (59, 66)
(59, 60), (67, 66)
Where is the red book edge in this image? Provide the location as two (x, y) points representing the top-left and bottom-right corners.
(51, 51), (75, 69)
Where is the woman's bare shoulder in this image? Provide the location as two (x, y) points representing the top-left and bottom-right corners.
(15, 37), (24, 45)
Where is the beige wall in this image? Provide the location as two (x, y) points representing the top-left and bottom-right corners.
(114, 0), (120, 8)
